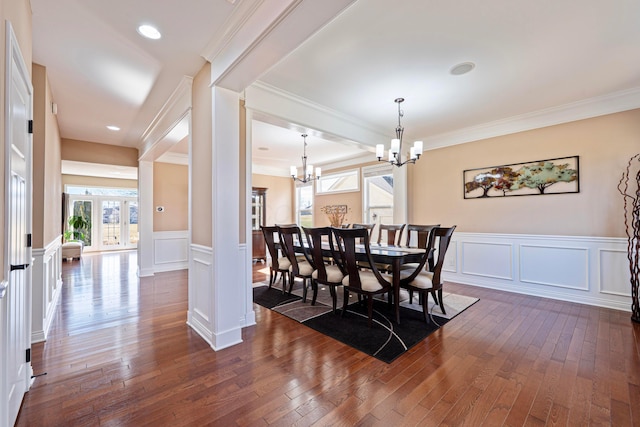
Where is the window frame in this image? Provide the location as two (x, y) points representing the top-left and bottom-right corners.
(315, 168), (360, 195)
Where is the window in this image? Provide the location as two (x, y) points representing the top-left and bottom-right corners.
(315, 169), (359, 194)
(296, 183), (313, 227)
(363, 164), (394, 234)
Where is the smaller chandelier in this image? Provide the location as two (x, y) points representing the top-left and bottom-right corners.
(376, 97), (424, 167)
(290, 134), (321, 183)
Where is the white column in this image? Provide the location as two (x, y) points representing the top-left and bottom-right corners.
(244, 107), (256, 327)
(210, 86), (244, 349)
(138, 161), (154, 277)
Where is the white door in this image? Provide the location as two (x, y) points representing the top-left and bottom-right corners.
(3, 22), (33, 427)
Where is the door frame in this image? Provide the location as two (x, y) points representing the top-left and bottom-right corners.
(2, 21), (34, 427)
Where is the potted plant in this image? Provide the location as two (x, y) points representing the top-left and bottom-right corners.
(64, 214), (89, 243)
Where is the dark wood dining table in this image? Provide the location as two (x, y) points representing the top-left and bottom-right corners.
(294, 241), (428, 324)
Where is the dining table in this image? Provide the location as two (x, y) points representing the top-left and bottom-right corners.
(293, 240), (428, 324)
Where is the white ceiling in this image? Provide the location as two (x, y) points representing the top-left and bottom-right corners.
(34, 0), (640, 177)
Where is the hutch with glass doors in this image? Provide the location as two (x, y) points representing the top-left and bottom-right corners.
(252, 187), (267, 261)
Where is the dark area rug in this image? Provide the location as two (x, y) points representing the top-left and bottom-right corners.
(253, 284), (476, 363)
(252, 285), (301, 308)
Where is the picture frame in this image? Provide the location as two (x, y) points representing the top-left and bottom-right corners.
(463, 156), (579, 199)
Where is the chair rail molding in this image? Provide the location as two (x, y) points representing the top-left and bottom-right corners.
(443, 232), (631, 311)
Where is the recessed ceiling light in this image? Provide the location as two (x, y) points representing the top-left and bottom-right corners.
(137, 24), (161, 40)
(106, 125), (120, 131)
(450, 62), (475, 76)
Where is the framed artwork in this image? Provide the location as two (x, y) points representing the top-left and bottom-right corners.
(463, 156), (579, 199)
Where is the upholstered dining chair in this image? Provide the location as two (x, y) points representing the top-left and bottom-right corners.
(377, 223), (406, 246)
(333, 227), (392, 327)
(401, 224), (440, 270)
(351, 223), (376, 237)
(303, 226), (345, 311)
(400, 226), (456, 322)
(261, 225), (290, 294)
(277, 225), (315, 302)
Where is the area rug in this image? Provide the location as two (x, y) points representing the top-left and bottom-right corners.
(253, 282), (478, 363)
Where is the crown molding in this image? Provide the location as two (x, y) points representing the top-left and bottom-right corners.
(424, 86), (640, 150)
(201, 0), (265, 63)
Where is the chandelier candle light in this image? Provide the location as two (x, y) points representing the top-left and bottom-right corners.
(291, 133), (321, 183)
(376, 98), (424, 167)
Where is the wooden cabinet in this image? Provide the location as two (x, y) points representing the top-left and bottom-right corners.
(252, 188), (267, 261)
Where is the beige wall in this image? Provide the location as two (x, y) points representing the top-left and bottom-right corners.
(191, 62), (212, 246)
(0, 0), (32, 274)
(62, 175), (137, 189)
(153, 162), (188, 232)
(32, 63), (62, 247)
(61, 138), (138, 166)
(251, 174), (294, 226)
(409, 109), (640, 238)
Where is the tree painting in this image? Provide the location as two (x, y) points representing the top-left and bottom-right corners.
(464, 156), (579, 198)
(510, 161), (578, 194)
(464, 171), (499, 197)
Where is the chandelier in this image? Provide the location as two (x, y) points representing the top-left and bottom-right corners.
(375, 98), (423, 167)
(290, 134), (321, 183)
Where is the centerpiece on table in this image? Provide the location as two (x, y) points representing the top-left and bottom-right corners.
(320, 204), (350, 227)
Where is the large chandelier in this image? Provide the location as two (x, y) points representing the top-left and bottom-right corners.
(290, 134), (321, 183)
(375, 98), (423, 167)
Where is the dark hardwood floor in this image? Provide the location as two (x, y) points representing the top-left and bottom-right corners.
(16, 252), (640, 426)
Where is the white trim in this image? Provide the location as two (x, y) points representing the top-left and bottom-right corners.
(155, 152), (188, 165)
(315, 168), (360, 195)
(3, 21), (35, 427)
(153, 230), (188, 273)
(31, 238), (63, 343)
(425, 87), (640, 149)
(138, 77), (193, 161)
(444, 232), (632, 312)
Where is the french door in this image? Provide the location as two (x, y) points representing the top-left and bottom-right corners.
(68, 196), (138, 252)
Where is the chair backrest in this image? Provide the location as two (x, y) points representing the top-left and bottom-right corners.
(400, 226), (456, 287)
(277, 225), (312, 276)
(430, 226), (456, 286)
(302, 227), (344, 282)
(405, 224), (440, 248)
(351, 223), (375, 234)
(261, 225), (281, 268)
(377, 223), (406, 246)
(333, 227), (390, 291)
(351, 223), (375, 244)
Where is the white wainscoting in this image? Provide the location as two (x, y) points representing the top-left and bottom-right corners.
(31, 238), (63, 343)
(153, 230), (188, 273)
(443, 232), (631, 311)
(187, 244), (214, 347)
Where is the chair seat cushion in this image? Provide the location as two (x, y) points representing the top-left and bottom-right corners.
(312, 265), (344, 283)
(400, 262), (420, 271)
(342, 270), (390, 292)
(290, 260), (313, 276)
(271, 257), (290, 271)
(402, 271), (435, 289)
